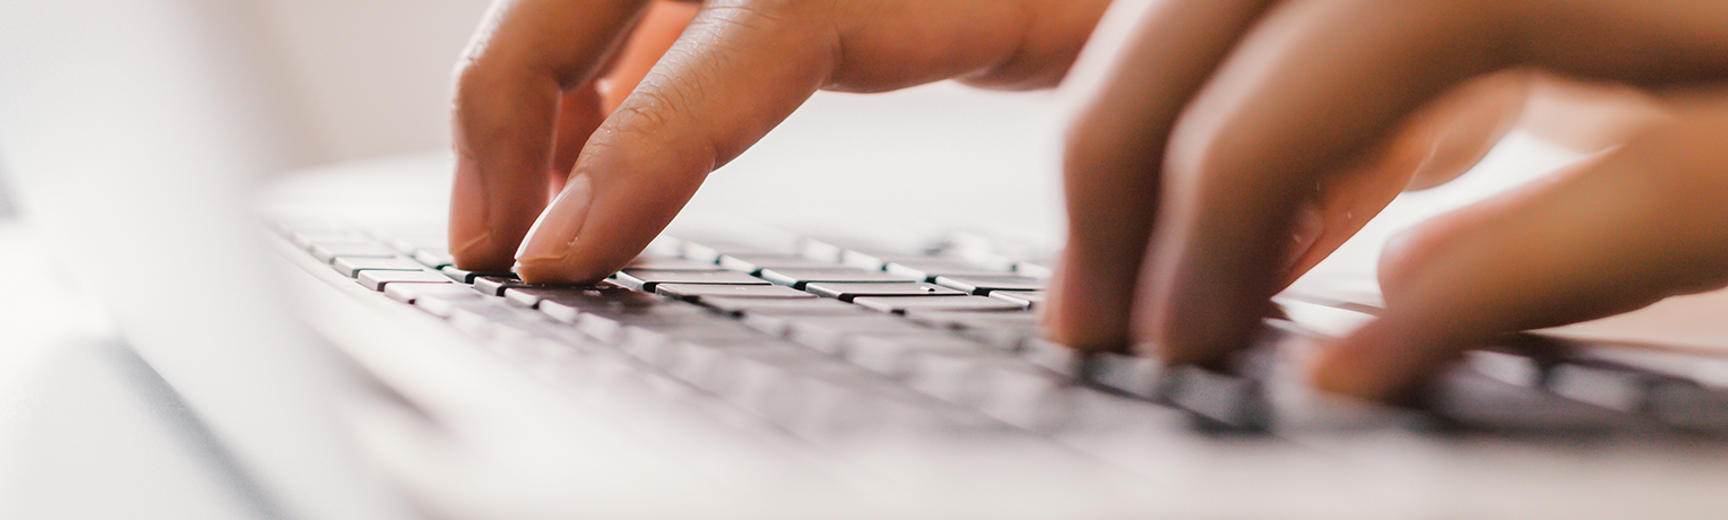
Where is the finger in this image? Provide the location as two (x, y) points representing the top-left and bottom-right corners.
(1281, 70), (1536, 284)
(1143, 0), (1728, 365)
(450, 0), (652, 271)
(513, 0), (845, 283)
(1314, 103), (1728, 401)
(548, 2), (699, 194)
(1048, 0), (1275, 352)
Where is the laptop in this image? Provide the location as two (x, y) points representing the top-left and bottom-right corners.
(8, 2), (1728, 518)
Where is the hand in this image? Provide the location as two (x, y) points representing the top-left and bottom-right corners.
(449, 0), (1112, 282)
(1049, 0), (1728, 402)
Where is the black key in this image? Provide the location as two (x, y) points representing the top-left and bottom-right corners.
(411, 248), (456, 268)
(330, 256), (424, 277)
(717, 254), (839, 274)
(698, 297), (866, 316)
(1168, 366), (1269, 433)
(804, 282), (965, 301)
(310, 242), (396, 263)
(384, 283), (483, 305)
(655, 284), (816, 301)
(614, 269), (768, 291)
(441, 266), (516, 284)
(624, 257), (723, 271)
(884, 260), (1007, 281)
(357, 270), (453, 291)
(932, 275), (1044, 295)
(852, 296), (1026, 314)
(988, 291), (1046, 308)
(758, 268), (906, 289)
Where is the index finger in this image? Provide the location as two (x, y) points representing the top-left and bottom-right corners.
(449, 0), (653, 271)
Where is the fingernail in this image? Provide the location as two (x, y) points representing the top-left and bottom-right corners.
(1283, 204), (1325, 271)
(516, 174), (594, 266)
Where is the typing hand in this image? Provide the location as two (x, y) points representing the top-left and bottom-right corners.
(449, 0), (1111, 282)
(1048, 0), (1728, 402)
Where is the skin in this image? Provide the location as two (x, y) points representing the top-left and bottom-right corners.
(452, 0), (1728, 403)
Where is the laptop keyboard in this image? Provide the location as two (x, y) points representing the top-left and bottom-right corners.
(277, 223), (1728, 444)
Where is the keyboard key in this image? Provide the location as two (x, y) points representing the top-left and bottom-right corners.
(758, 268), (907, 289)
(988, 291), (1046, 308)
(503, 283), (623, 309)
(311, 242), (397, 263)
(440, 265), (516, 284)
(624, 257), (723, 271)
(717, 254), (839, 274)
(412, 248), (456, 268)
(901, 310), (1041, 330)
(533, 286), (665, 322)
(356, 270), (452, 291)
(330, 256), (424, 277)
(1545, 363), (1663, 413)
(1648, 381), (1728, 433)
(614, 269), (768, 291)
(842, 336), (994, 378)
(682, 240), (794, 263)
(1167, 366), (1269, 433)
(1423, 366), (1646, 433)
(775, 315), (939, 354)
(384, 283), (483, 305)
(697, 297), (866, 316)
(1083, 352), (1169, 401)
(288, 228), (368, 248)
(932, 275), (1044, 295)
(884, 260), (1008, 281)
(474, 275), (537, 296)
(654, 283), (816, 301)
(804, 282), (964, 301)
(852, 296), (1027, 314)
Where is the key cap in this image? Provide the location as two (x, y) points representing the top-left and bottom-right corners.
(614, 269), (768, 291)
(575, 306), (718, 343)
(474, 275), (536, 296)
(776, 315), (939, 354)
(330, 256), (425, 277)
(384, 283), (483, 305)
(682, 240), (793, 263)
(1020, 339), (1084, 377)
(884, 260), (1007, 281)
(852, 295), (1027, 314)
(1422, 366), (1647, 433)
(1648, 381), (1728, 433)
(804, 282), (965, 301)
(988, 291), (1046, 308)
(717, 254), (839, 274)
(840, 250), (937, 271)
(901, 310), (1041, 330)
(624, 257), (723, 271)
(440, 266), (516, 284)
(311, 242), (397, 263)
(698, 297), (866, 316)
(535, 286), (664, 323)
(654, 283), (815, 301)
(357, 270), (452, 291)
(503, 283), (623, 309)
(1167, 366), (1270, 433)
(842, 336), (994, 378)
(758, 268), (906, 289)
(411, 248), (456, 268)
(1083, 352), (1169, 401)
(1545, 363), (1663, 413)
(932, 275), (1044, 295)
